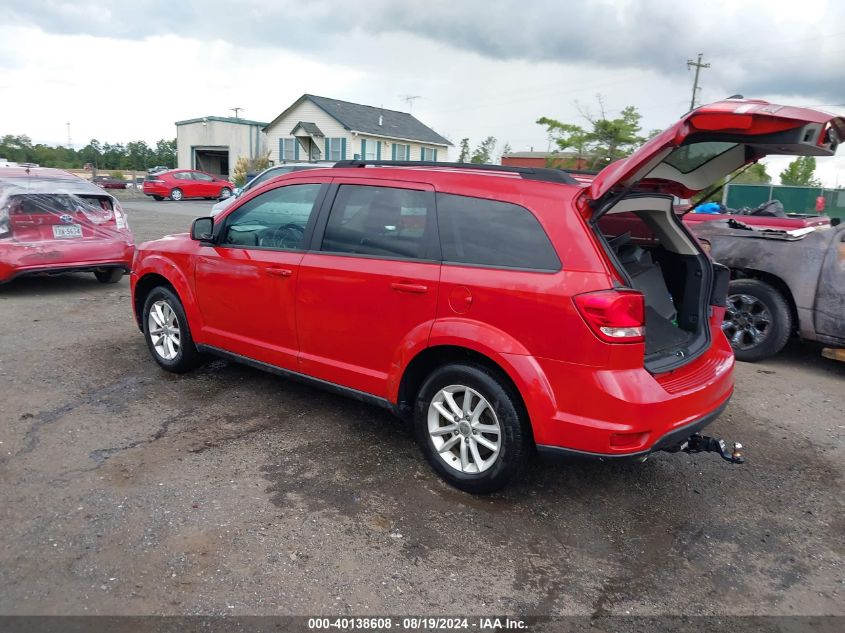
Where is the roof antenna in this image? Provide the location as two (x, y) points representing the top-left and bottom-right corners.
(399, 94), (422, 113)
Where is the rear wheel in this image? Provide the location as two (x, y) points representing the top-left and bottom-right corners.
(169, 188), (183, 201)
(152, 195), (164, 201)
(722, 279), (792, 362)
(142, 286), (202, 373)
(94, 268), (123, 283)
(414, 363), (529, 494)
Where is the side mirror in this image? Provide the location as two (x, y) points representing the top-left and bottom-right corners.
(191, 217), (215, 243)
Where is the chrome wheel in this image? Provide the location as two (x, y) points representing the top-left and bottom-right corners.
(427, 385), (501, 474)
(723, 293), (772, 351)
(148, 300), (181, 360)
(170, 188), (183, 201)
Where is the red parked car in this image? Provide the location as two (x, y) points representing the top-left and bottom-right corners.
(142, 169), (234, 202)
(1, 167), (134, 284)
(131, 99), (843, 492)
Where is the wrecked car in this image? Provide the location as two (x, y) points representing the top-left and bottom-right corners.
(0, 167), (135, 284)
(690, 218), (845, 361)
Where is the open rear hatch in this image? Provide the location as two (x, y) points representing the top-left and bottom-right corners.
(588, 98), (844, 373)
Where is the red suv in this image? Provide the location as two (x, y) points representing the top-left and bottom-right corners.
(142, 169), (234, 202)
(131, 100), (843, 492)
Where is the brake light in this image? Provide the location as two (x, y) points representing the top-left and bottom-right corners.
(574, 290), (645, 343)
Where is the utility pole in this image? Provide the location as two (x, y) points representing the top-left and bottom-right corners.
(231, 107), (243, 119)
(66, 122), (72, 149)
(686, 53), (710, 111)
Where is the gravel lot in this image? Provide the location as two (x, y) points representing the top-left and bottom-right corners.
(0, 197), (842, 618)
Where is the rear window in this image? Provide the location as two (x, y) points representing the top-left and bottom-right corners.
(663, 141), (738, 174)
(436, 193), (560, 271)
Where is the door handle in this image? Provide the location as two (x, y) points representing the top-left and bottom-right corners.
(266, 267), (293, 277)
(391, 282), (428, 294)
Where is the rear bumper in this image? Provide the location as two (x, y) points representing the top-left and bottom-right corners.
(0, 239), (135, 283)
(142, 185), (169, 197)
(536, 399), (729, 460)
(511, 329), (735, 456)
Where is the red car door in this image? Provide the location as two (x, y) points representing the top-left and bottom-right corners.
(192, 171), (217, 197)
(193, 180), (328, 369)
(296, 179), (440, 398)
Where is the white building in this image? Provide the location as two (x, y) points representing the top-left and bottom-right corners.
(263, 94), (452, 164)
(175, 116), (268, 178)
(175, 95), (451, 178)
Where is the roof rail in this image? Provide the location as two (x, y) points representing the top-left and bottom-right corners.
(332, 160), (578, 185)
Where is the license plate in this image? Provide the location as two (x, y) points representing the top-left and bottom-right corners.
(52, 224), (83, 239)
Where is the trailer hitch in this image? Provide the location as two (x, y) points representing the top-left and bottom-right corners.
(681, 434), (745, 464)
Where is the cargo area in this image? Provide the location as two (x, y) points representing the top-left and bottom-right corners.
(595, 194), (711, 372)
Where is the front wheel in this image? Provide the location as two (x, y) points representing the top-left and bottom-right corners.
(169, 188), (183, 201)
(219, 187), (232, 199)
(94, 268), (123, 283)
(142, 286), (202, 373)
(414, 363), (529, 494)
(722, 278), (792, 362)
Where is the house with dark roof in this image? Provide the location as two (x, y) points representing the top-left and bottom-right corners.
(264, 94), (452, 163)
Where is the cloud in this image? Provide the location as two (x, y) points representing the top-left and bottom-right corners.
(2, 0), (841, 101)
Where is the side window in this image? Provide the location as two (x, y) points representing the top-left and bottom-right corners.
(436, 193), (561, 271)
(173, 172), (190, 180)
(321, 185), (432, 260)
(194, 172), (213, 182)
(221, 183), (322, 250)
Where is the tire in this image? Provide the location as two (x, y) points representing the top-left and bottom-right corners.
(169, 188), (183, 201)
(219, 187), (232, 200)
(414, 363), (530, 494)
(152, 195), (164, 201)
(142, 286), (202, 373)
(94, 268), (123, 283)
(722, 278), (792, 362)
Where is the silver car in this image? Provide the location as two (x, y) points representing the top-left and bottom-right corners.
(211, 162), (333, 216)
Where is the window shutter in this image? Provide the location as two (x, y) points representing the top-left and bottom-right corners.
(325, 138), (330, 160)
(361, 139), (366, 159)
(278, 138), (283, 162)
(392, 144), (397, 160)
(341, 138), (347, 160)
(376, 141), (381, 160)
(433, 149), (438, 162)
(294, 139), (300, 160)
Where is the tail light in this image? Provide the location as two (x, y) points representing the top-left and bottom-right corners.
(574, 289), (645, 343)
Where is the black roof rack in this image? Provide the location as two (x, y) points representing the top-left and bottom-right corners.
(332, 160), (578, 185)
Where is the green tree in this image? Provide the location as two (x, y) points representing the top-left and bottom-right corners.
(153, 139), (176, 167)
(779, 156), (821, 186)
(124, 140), (153, 171)
(733, 163), (771, 184)
(499, 142), (512, 164)
(457, 138), (471, 163)
(537, 97), (645, 169)
(470, 136), (497, 164)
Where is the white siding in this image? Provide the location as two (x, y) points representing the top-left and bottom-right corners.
(264, 100), (449, 163)
(176, 120), (266, 177)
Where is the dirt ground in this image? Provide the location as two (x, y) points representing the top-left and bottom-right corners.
(0, 198), (842, 617)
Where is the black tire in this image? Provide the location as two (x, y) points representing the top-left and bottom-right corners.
(152, 195), (164, 201)
(141, 286), (203, 373)
(723, 278), (792, 362)
(414, 363), (530, 494)
(219, 187), (231, 200)
(169, 188), (183, 201)
(94, 268), (123, 283)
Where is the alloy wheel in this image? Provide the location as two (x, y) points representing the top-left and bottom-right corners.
(148, 300), (181, 360)
(427, 385), (501, 474)
(722, 293), (772, 350)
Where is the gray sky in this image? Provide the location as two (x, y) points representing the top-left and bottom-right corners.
(1, 0), (843, 183)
